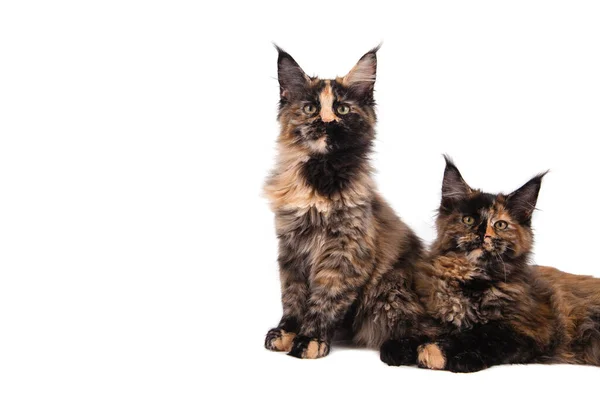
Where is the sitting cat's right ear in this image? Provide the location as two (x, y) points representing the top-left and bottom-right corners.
(275, 45), (310, 101)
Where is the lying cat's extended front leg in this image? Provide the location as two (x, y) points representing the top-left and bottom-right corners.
(418, 322), (539, 372)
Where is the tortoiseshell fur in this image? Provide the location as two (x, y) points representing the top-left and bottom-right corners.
(263, 47), (434, 359)
(413, 158), (600, 372)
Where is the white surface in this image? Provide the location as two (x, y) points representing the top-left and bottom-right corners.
(1, 1), (600, 399)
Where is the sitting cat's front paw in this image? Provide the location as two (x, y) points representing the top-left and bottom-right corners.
(265, 328), (296, 352)
(445, 351), (487, 373)
(417, 343), (446, 370)
(288, 335), (330, 359)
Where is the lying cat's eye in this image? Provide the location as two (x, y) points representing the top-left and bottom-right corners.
(462, 216), (475, 225)
(494, 220), (508, 230)
(303, 104), (317, 115)
(336, 104), (350, 115)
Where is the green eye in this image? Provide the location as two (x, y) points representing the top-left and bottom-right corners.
(303, 104), (317, 115)
(336, 104), (350, 115)
(494, 220), (508, 230)
(462, 216), (475, 225)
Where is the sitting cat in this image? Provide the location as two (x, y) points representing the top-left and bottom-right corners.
(264, 46), (435, 359)
(414, 157), (600, 372)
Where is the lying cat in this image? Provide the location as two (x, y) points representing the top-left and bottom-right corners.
(413, 157), (600, 372)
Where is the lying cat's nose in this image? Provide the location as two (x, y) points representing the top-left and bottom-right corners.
(484, 225), (495, 239)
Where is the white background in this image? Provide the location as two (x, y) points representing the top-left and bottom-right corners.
(1, 1), (600, 399)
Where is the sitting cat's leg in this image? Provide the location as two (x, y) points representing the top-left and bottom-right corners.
(265, 252), (309, 352)
(288, 245), (372, 359)
(287, 282), (356, 359)
(418, 322), (539, 373)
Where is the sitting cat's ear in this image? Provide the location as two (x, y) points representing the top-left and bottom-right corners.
(506, 171), (548, 223)
(276, 45), (310, 101)
(441, 155), (472, 203)
(342, 45), (380, 99)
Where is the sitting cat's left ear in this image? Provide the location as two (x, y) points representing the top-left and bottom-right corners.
(276, 45), (310, 101)
(506, 171), (549, 223)
(342, 45), (381, 99)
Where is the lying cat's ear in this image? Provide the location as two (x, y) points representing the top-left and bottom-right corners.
(506, 171), (548, 223)
(342, 45), (380, 99)
(276, 46), (310, 100)
(441, 155), (472, 203)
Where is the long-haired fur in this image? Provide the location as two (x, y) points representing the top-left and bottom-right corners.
(414, 157), (600, 372)
(263, 46), (431, 359)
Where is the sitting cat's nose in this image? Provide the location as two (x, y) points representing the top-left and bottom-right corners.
(320, 110), (336, 123)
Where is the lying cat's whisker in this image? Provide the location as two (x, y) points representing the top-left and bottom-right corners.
(494, 253), (508, 282)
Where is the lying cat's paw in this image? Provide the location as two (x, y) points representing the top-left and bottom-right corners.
(265, 328), (296, 352)
(445, 351), (487, 373)
(417, 343), (446, 370)
(380, 339), (416, 366)
(288, 335), (330, 359)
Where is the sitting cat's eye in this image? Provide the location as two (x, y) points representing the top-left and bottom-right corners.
(462, 216), (475, 225)
(494, 220), (508, 230)
(303, 104), (317, 115)
(336, 104), (350, 115)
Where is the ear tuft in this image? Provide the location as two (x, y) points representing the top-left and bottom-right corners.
(506, 171), (548, 223)
(275, 45), (309, 100)
(441, 155), (472, 203)
(342, 46), (380, 98)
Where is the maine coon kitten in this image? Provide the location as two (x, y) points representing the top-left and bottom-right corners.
(415, 157), (600, 372)
(263, 47), (430, 359)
